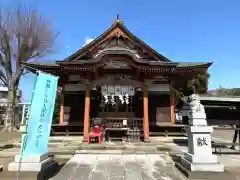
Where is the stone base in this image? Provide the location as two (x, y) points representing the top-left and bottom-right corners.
(1, 161), (58, 180)
(184, 152), (219, 164)
(181, 157), (224, 172)
(175, 162), (232, 179)
(8, 153), (54, 172)
(19, 125), (26, 133)
(144, 137), (150, 143)
(82, 136), (88, 143)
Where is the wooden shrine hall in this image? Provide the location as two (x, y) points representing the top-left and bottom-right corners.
(24, 16), (212, 142)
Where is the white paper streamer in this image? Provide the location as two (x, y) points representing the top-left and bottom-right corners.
(125, 94), (129, 104)
(111, 95), (115, 105)
(104, 95), (108, 104)
(118, 95), (124, 104)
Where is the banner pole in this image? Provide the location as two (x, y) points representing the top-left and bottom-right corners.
(16, 72), (39, 180)
(22, 64), (59, 78)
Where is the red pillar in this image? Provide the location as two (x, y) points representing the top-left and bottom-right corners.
(59, 92), (64, 125)
(170, 95), (175, 124)
(143, 88), (149, 141)
(83, 88), (90, 142)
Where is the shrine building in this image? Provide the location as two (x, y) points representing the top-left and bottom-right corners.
(24, 17), (212, 141)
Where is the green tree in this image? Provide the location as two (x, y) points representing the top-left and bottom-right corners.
(171, 72), (210, 105)
(52, 94), (60, 124)
(216, 87), (240, 96)
(0, 6), (56, 131)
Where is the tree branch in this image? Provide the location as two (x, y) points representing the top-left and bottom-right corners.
(0, 5), (57, 131)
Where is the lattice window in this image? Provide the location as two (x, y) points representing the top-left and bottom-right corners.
(102, 97), (117, 112)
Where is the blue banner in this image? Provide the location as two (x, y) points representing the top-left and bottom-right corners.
(22, 72), (59, 156)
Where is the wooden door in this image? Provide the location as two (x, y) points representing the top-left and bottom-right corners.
(156, 107), (170, 125)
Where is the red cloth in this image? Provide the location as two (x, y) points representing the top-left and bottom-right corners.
(87, 125), (104, 144)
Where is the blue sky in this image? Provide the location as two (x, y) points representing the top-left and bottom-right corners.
(1, 0), (240, 102)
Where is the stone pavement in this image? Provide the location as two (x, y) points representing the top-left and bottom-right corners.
(50, 154), (186, 180)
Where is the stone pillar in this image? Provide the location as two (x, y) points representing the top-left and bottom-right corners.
(83, 87), (90, 142)
(21, 104), (26, 125)
(177, 94), (224, 176)
(19, 103), (30, 133)
(143, 88), (150, 141)
(170, 95), (175, 124)
(181, 126), (223, 172)
(19, 104), (27, 132)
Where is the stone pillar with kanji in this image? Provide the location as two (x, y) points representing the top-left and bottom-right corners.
(178, 94), (224, 174)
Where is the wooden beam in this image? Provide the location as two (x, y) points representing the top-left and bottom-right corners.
(135, 68), (140, 80)
(143, 88), (150, 141)
(83, 87), (91, 142)
(93, 67), (99, 80)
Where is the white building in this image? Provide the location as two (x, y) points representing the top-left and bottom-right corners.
(0, 86), (22, 125)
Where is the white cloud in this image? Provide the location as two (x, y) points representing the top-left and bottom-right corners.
(83, 36), (94, 46)
(65, 44), (70, 55)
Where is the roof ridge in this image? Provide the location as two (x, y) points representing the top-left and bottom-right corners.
(64, 17), (172, 62)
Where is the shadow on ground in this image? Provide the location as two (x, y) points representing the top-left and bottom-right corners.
(173, 139), (188, 147)
(0, 144), (14, 150)
(0, 158), (68, 180)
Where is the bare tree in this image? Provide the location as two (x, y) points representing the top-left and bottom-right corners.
(0, 6), (56, 131)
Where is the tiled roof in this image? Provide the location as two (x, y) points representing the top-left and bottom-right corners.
(23, 61), (212, 68)
(199, 94), (240, 102)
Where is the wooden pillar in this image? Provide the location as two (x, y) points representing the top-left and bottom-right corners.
(83, 87), (90, 141)
(170, 95), (175, 124)
(59, 92), (64, 125)
(143, 88), (150, 141)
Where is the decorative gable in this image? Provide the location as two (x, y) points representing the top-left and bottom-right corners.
(103, 60), (131, 69)
(65, 16), (171, 62)
(86, 38), (147, 60)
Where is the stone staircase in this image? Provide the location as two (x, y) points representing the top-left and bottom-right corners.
(48, 141), (173, 155)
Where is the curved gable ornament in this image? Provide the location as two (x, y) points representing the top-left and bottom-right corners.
(104, 60), (130, 69)
(93, 48), (144, 64)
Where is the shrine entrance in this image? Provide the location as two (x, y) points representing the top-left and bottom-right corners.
(98, 84), (138, 118)
(89, 77), (146, 141)
(23, 17), (212, 143)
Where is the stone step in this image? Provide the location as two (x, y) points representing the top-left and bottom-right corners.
(75, 150), (169, 155)
(1, 142), (67, 149)
(48, 144), (173, 155)
(74, 144), (172, 152)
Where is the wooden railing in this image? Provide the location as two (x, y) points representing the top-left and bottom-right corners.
(98, 117), (144, 129)
(90, 117), (144, 142)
